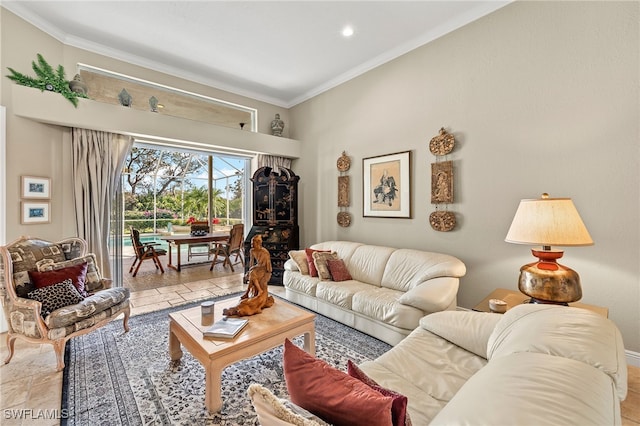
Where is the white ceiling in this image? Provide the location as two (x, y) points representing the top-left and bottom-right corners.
(3, 1), (510, 108)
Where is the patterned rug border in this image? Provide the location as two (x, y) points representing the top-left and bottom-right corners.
(61, 291), (392, 425)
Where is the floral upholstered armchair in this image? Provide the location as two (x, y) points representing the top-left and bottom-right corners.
(0, 236), (130, 371)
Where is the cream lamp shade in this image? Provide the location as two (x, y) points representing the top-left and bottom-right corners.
(505, 193), (593, 304)
(505, 195), (593, 247)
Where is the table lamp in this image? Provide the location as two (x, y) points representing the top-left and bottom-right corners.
(505, 193), (593, 305)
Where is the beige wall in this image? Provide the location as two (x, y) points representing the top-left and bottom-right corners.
(290, 1), (640, 352)
(2, 3), (639, 352)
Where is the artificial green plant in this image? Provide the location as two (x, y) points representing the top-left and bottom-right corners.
(6, 53), (87, 107)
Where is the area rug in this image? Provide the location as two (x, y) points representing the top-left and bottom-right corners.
(61, 294), (392, 425)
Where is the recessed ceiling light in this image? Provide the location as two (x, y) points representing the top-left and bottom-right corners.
(342, 26), (354, 38)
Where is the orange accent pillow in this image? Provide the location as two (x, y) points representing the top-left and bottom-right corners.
(304, 248), (330, 278)
(326, 258), (353, 282)
(29, 262), (89, 297)
(283, 339), (393, 426)
(347, 360), (411, 426)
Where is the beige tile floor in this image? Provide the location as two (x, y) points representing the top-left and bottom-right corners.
(0, 255), (638, 425)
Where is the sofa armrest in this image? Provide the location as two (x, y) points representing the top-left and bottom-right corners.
(284, 259), (299, 272)
(398, 277), (459, 313)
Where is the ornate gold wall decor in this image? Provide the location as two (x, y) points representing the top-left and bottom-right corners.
(337, 151), (352, 226)
(338, 176), (350, 207)
(429, 127), (455, 156)
(429, 127), (457, 232)
(337, 211), (352, 227)
(431, 161), (453, 204)
(429, 211), (456, 232)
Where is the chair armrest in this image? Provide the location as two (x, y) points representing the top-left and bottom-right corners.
(100, 278), (113, 290)
(398, 277), (460, 313)
(9, 297), (49, 337)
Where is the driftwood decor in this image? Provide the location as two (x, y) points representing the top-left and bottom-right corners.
(223, 235), (274, 316)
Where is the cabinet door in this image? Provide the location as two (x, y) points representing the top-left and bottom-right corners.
(273, 182), (292, 223)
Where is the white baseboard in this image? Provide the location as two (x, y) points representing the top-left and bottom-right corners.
(626, 350), (640, 367)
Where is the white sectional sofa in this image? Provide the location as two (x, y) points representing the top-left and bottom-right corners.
(283, 241), (466, 345)
(359, 304), (628, 425)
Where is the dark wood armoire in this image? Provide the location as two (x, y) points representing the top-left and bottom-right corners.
(244, 166), (299, 285)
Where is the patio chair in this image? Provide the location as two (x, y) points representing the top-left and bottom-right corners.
(210, 224), (245, 272)
(129, 227), (167, 277)
(187, 221), (211, 261)
(0, 236), (130, 371)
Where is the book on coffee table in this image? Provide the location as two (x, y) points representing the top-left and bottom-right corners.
(203, 317), (249, 339)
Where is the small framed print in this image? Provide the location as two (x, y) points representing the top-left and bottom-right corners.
(21, 201), (51, 224)
(363, 151), (411, 218)
(21, 176), (51, 199)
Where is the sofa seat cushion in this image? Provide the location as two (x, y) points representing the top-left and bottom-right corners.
(429, 352), (621, 426)
(359, 326), (487, 425)
(47, 298), (130, 340)
(352, 287), (423, 330)
(315, 280), (374, 310)
(45, 287), (130, 329)
(285, 272), (321, 297)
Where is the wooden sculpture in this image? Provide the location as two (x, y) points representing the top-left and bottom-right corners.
(223, 234), (275, 316)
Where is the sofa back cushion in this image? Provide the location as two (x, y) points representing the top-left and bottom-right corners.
(430, 351), (622, 425)
(420, 310), (502, 359)
(488, 304), (627, 401)
(310, 241), (363, 265)
(381, 249), (466, 292)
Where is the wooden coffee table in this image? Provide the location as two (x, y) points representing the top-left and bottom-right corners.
(168, 296), (316, 413)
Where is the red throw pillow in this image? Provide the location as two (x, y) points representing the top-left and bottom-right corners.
(326, 258), (353, 282)
(347, 360), (411, 426)
(29, 262), (89, 297)
(283, 339), (393, 426)
(304, 248), (330, 278)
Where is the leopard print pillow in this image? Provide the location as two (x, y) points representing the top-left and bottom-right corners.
(27, 279), (85, 318)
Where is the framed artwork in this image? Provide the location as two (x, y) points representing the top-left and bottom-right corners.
(363, 151), (411, 218)
(21, 176), (51, 199)
(21, 201), (51, 224)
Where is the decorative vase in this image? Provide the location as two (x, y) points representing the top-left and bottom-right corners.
(119, 89), (132, 107)
(149, 96), (159, 112)
(68, 74), (88, 96)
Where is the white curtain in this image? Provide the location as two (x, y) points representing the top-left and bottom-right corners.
(256, 154), (291, 174)
(71, 128), (133, 279)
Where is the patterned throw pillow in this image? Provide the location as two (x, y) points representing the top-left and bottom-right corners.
(304, 249), (330, 278)
(27, 279), (86, 318)
(283, 339), (393, 426)
(311, 252), (339, 281)
(326, 259), (353, 282)
(288, 250), (310, 275)
(29, 262), (89, 297)
(347, 360), (412, 426)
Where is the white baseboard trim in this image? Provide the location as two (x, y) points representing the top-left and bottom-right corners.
(626, 350), (640, 367)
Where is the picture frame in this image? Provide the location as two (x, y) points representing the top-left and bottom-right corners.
(363, 151), (411, 218)
(21, 176), (51, 199)
(21, 201), (51, 224)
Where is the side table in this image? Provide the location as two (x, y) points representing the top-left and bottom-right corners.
(473, 288), (608, 318)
